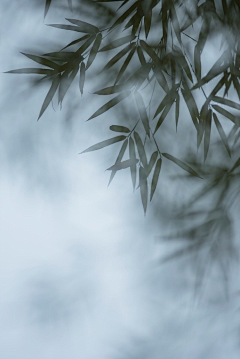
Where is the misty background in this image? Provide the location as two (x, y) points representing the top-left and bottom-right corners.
(0, 1), (240, 358)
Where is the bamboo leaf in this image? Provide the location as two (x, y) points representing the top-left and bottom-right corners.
(100, 34), (136, 51)
(108, 139), (128, 185)
(228, 157), (240, 173)
(79, 62), (85, 96)
(110, 2), (138, 30)
(76, 35), (96, 55)
(38, 75), (61, 119)
(181, 87), (199, 129)
(5, 68), (54, 75)
(171, 5), (181, 44)
(162, 153), (202, 178)
(47, 24), (90, 33)
(139, 166), (148, 215)
(140, 40), (161, 65)
(66, 18), (99, 33)
(150, 158), (162, 201)
(86, 33), (102, 70)
(20, 52), (61, 70)
(212, 96), (240, 111)
(58, 66), (79, 104)
(101, 43), (135, 72)
(81, 135), (126, 153)
(197, 119), (205, 149)
(44, 0), (52, 18)
(137, 46), (146, 67)
(134, 91), (150, 137)
(204, 110), (212, 161)
(94, 83), (132, 95)
(175, 93), (180, 130)
(106, 159), (138, 171)
(129, 137), (137, 190)
(61, 35), (90, 50)
(110, 125), (130, 133)
(152, 65), (169, 93)
(213, 113), (231, 157)
(154, 84), (179, 118)
(88, 92), (131, 120)
(212, 105), (237, 124)
(154, 101), (173, 134)
(115, 47), (135, 84)
(146, 151), (158, 177)
(134, 131), (147, 168)
(144, 9), (152, 39)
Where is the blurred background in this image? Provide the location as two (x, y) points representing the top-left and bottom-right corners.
(0, 1), (240, 358)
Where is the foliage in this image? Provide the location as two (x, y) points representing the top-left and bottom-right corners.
(5, 0), (240, 282)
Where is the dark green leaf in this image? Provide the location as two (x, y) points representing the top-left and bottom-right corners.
(139, 166), (148, 215)
(154, 84), (178, 118)
(86, 33), (102, 69)
(194, 45), (201, 80)
(146, 151), (158, 177)
(204, 110), (212, 161)
(228, 157), (240, 173)
(110, 125), (130, 133)
(108, 139), (128, 185)
(61, 35), (90, 50)
(47, 24), (90, 33)
(66, 18), (99, 33)
(213, 113), (231, 157)
(150, 158), (162, 201)
(76, 35), (96, 55)
(162, 153), (202, 178)
(110, 2), (138, 30)
(106, 159), (138, 171)
(126, 63), (152, 89)
(134, 131), (147, 168)
(58, 66), (79, 104)
(140, 40), (161, 65)
(212, 105), (237, 124)
(94, 83), (132, 95)
(152, 65), (169, 93)
(38, 75), (61, 119)
(212, 96), (240, 111)
(181, 88), (199, 129)
(79, 62), (85, 96)
(88, 92), (131, 120)
(137, 46), (146, 67)
(171, 5), (181, 44)
(20, 52), (61, 70)
(197, 119), (205, 149)
(44, 0), (52, 18)
(101, 43), (135, 72)
(81, 135), (126, 153)
(5, 68), (54, 75)
(154, 101), (173, 134)
(134, 91), (150, 137)
(115, 47), (135, 84)
(175, 93), (180, 130)
(129, 137), (137, 190)
(100, 34), (136, 52)
(144, 9), (152, 38)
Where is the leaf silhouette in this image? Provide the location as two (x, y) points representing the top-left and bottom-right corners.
(212, 105), (237, 124)
(154, 102), (173, 134)
(150, 158), (162, 201)
(20, 53), (61, 70)
(139, 166), (148, 215)
(152, 65), (169, 93)
(129, 137), (137, 190)
(213, 113), (231, 157)
(146, 151), (158, 177)
(144, 9), (152, 39)
(86, 33), (102, 69)
(44, 0), (52, 18)
(79, 62), (85, 96)
(134, 91), (150, 137)
(100, 34), (136, 52)
(101, 43), (136, 72)
(88, 92), (131, 120)
(108, 139), (128, 185)
(228, 157), (240, 173)
(66, 18), (99, 33)
(61, 35), (90, 50)
(134, 131), (147, 168)
(94, 83), (132, 95)
(38, 75), (61, 119)
(162, 153), (202, 178)
(106, 159), (138, 171)
(76, 35), (96, 55)
(175, 93), (180, 130)
(5, 68), (54, 75)
(81, 135), (126, 153)
(115, 47), (135, 84)
(212, 96), (240, 111)
(110, 125), (130, 133)
(204, 109), (212, 161)
(58, 66), (79, 104)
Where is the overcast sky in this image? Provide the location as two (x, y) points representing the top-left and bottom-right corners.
(0, 1), (240, 358)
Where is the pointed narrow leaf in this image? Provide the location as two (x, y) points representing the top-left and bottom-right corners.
(197, 119), (205, 149)
(228, 157), (240, 173)
(154, 84), (179, 118)
(213, 113), (231, 157)
(171, 5), (181, 44)
(194, 45), (201, 81)
(204, 110), (212, 161)
(175, 94), (180, 130)
(108, 139), (128, 185)
(134, 91), (150, 137)
(140, 40), (160, 65)
(21, 53), (61, 70)
(88, 92), (131, 120)
(144, 9), (152, 38)
(66, 18), (99, 33)
(137, 46), (146, 66)
(100, 34), (136, 52)
(212, 105), (236, 124)
(152, 65), (169, 93)
(110, 125), (130, 133)
(115, 47), (135, 84)
(101, 43), (135, 72)
(139, 166), (148, 215)
(181, 88), (199, 129)
(81, 135), (126, 153)
(134, 132), (147, 168)
(58, 66), (78, 104)
(146, 151), (158, 177)
(47, 24), (91, 33)
(79, 62), (85, 96)
(61, 35), (90, 50)
(86, 33), (102, 69)
(129, 137), (137, 190)
(154, 101), (173, 134)
(94, 83), (131, 95)
(76, 35), (96, 55)
(5, 68), (54, 75)
(150, 158), (162, 201)
(44, 0), (52, 18)
(212, 96), (240, 111)
(162, 153), (202, 178)
(38, 75), (61, 119)
(107, 159), (138, 171)
(110, 2), (138, 30)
